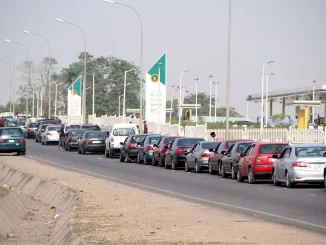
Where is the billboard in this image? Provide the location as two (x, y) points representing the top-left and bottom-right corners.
(67, 75), (82, 116)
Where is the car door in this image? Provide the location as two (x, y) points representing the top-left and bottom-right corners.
(187, 144), (198, 167)
(277, 147), (291, 181)
(121, 137), (129, 158)
(223, 144), (235, 172)
(140, 137), (148, 160)
(212, 142), (225, 171)
(245, 144), (257, 176)
(239, 144), (254, 176)
(166, 140), (176, 165)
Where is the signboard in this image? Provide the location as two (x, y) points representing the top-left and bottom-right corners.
(67, 75), (82, 116)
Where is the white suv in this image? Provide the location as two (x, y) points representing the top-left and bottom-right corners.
(105, 123), (138, 158)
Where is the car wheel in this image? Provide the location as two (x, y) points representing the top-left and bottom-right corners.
(108, 146), (114, 158)
(272, 170), (281, 186)
(221, 165), (227, 178)
(231, 165), (236, 179)
(237, 170), (244, 182)
(286, 172), (294, 188)
(248, 168), (256, 184)
(185, 159), (190, 172)
(22, 149), (26, 155)
(208, 161), (215, 175)
(17, 151), (21, 156)
(105, 148), (109, 158)
(125, 154), (131, 163)
(41, 139), (44, 145)
(218, 162), (222, 175)
(152, 156), (157, 166)
(195, 160), (201, 173)
(158, 156), (164, 167)
(171, 156), (177, 170)
(164, 157), (169, 169)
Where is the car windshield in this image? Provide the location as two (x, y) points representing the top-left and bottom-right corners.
(164, 137), (177, 144)
(70, 130), (85, 137)
(131, 135), (147, 143)
(48, 126), (61, 131)
(148, 136), (162, 145)
(113, 128), (135, 136)
(237, 142), (253, 153)
(67, 125), (80, 130)
(177, 138), (204, 147)
(295, 146), (326, 157)
(17, 122), (25, 126)
(85, 132), (106, 138)
(259, 144), (288, 154)
(0, 128), (23, 137)
(202, 142), (219, 150)
(29, 123), (39, 128)
(41, 125), (51, 129)
(226, 142), (236, 149)
(82, 125), (100, 130)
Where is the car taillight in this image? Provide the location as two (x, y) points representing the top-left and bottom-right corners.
(148, 145), (154, 150)
(161, 149), (167, 154)
(256, 156), (263, 162)
(47, 132), (51, 135)
(292, 161), (307, 167)
(71, 139), (77, 142)
(176, 148), (184, 154)
(0, 140), (5, 143)
(111, 137), (114, 146)
(28, 128), (31, 131)
(201, 153), (211, 158)
(83, 140), (88, 145)
(129, 143), (136, 149)
(18, 139), (25, 143)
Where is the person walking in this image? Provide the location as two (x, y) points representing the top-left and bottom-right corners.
(58, 124), (65, 150)
(143, 121), (148, 134)
(210, 132), (220, 141)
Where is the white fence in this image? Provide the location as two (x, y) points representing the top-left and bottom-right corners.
(82, 114), (326, 144)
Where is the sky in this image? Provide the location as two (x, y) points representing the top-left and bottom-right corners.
(0, 0), (325, 120)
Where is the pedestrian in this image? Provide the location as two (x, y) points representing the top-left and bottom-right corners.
(143, 121), (148, 134)
(0, 117), (3, 127)
(58, 124), (65, 150)
(210, 132), (219, 141)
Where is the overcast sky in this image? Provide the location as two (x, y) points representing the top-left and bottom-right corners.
(0, 0), (325, 119)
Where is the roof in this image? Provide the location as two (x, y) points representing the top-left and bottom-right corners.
(291, 144), (326, 147)
(255, 141), (288, 145)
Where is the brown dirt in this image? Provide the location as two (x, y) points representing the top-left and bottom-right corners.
(0, 187), (9, 199)
(1, 156), (326, 245)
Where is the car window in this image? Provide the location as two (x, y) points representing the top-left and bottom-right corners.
(282, 148), (292, 158)
(259, 144), (288, 154)
(113, 128), (135, 136)
(244, 145), (253, 156)
(131, 135), (147, 143)
(164, 137), (176, 144)
(0, 128), (23, 137)
(67, 125), (81, 130)
(249, 145), (256, 156)
(177, 138), (204, 147)
(202, 142), (219, 150)
(82, 125), (100, 131)
(227, 144), (235, 153)
(148, 136), (161, 145)
(237, 142), (253, 153)
(217, 142), (225, 152)
(226, 142), (235, 149)
(29, 123), (39, 128)
(295, 146), (326, 157)
(41, 125), (50, 130)
(70, 131), (85, 137)
(85, 132), (106, 138)
(48, 126), (61, 131)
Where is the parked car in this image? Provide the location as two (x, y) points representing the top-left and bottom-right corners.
(137, 134), (162, 165)
(80, 124), (101, 131)
(152, 136), (183, 167)
(59, 123), (81, 146)
(17, 121), (26, 131)
(120, 134), (148, 163)
(272, 144), (326, 188)
(4, 119), (17, 127)
(164, 137), (205, 170)
(41, 125), (62, 145)
(220, 141), (254, 179)
(35, 124), (53, 143)
(77, 131), (107, 154)
(25, 122), (40, 138)
(64, 129), (86, 151)
(0, 127), (26, 155)
(324, 165), (326, 191)
(209, 139), (250, 175)
(185, 141), (220, 173)
(237, 142), (288, 184)
(105, 123), (138, 158)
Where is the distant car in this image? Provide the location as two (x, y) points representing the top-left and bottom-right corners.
(152, 136), (184, 167)
(35, 124), (53, 143)
(0, 127), (26, 155)
(272, 144), (326, 188)
(59, 124), (81, 146)
(209, 139), (250, 175)
(25, 122), (40, 138)
(237, 142), (288, 184)
(64, 129), (86, 151)
(137, 134), (162, 165)
(5, 119), (17, 127)
(120, 134), (148, 163)
(80, 124), (101, 131)
(41, 125), (62, 145)
(220, 141), (254, 179)
(164, 137), (205, 170)
(77, 131), (107, 154)
(105, 123), (138, 158)
(185, 141), (220, 173)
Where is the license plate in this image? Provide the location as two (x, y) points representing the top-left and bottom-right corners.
(93, 141), (101, 143)
(8, 140), (15, 143)
(312, 164), (323, 169)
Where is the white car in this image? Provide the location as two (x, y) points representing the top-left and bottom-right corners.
(41, 125), (62, 145)
(105, 123), (138, 158)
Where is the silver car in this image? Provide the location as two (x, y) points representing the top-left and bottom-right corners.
(272, 144), (326, 188)
(185, 141), (219, 173)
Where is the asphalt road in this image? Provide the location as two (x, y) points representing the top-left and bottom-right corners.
(25, 140), (326, 234)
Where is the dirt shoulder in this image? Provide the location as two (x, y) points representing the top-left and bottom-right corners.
(0, 187), (9, 199)
(1, 156), (326, 245)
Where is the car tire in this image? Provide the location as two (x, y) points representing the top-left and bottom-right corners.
(272, 170), (281, 186)
(158, 156), (164, 167)
(195, 160), (201, 173)
(237, 170), (244, 182)
(171, 156), (177, 170)
(152, 156), (157, 166)
(286, 172), (294, 188)
(248, 168), (256, 184)
(164, 157), (169, 169)
(221, 165), (227, 178)
(108, 146), (114, 158)
(17, 151), (21, 156)
(208, 161), (215, 175)
(125, 153), (131, 163)
(231, 165), (236, 179)
(185, 159), (190, 172)
(22, 149), (26, 156)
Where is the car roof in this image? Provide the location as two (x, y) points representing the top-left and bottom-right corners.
(132, 134), (149, 137)
(81, 124), (98, 126)
(291, 144), (326, 147)
(254, 141), (288, 145)
(224, 139), (251, 142)
(112, 123), (137, 127)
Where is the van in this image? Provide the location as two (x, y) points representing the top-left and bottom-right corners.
(105, 123), (138, 158)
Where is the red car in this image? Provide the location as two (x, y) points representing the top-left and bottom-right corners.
(237, 142), (288, 184)
(152, 136), (184, 167)
(209, 139), (250, 175)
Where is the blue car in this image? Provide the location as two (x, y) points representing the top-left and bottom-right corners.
(25, 122), (40, 138)
(0, 127), (26, 155)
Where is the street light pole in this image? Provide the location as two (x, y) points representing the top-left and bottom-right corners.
(55, 19), (87, 123)
(178, 70), (190, 136)
(209, 75), (213, 122)
(123, 68), (136, 123)
(5, 39), (29, 115)
(40, 87), (43, 116)
(213, 82), (220, 122)
(225, 0), (232, 139)
(119, 94), (123, 117)
(312, 80), (316, 125)
(32, 87), (35, 117)
(55, 83), (63, 116)
(92, 74), (95, 124)
(169, 86), (177, 124)
(265, 73), (274, 127)
(194, 78), (199, 124)
(104, 0), (144, 133)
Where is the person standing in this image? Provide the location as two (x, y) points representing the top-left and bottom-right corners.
(58, 124), (65, 150)
(210, 132), (219, 141)
(143, 121), (148, 134)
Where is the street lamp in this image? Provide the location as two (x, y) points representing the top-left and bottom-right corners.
(5, 39), (29, 115)
(123, 68), (135, 123)
(312, 80), (316, 125)
(55, 83), (63, 116)
(194, 78), (199, 124)
(213, 82), (220, 123)
(225, 0), (232, 139)
(178, 69), (190, 135)
(209, 75), (213, 122)
(55, 18), (87, 123)
(0, 60), (12, 112)
(260, 60), (274, 136)
(118, 83), (131, 117)
(104, 0), (144, 133)
(264, 73), (274, 127)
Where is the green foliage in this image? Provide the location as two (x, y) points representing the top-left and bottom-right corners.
(270, 113), (285, 120)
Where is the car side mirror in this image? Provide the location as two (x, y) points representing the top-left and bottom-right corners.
(272, 154), (279, 159)
(120, 142), (124, 145)
(240, 152), (245, 157)
(153, 144), (157, 147)
(164, 145), (169, 149)
(227, 153), (231, 157)
(221, 151), (227, 155)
